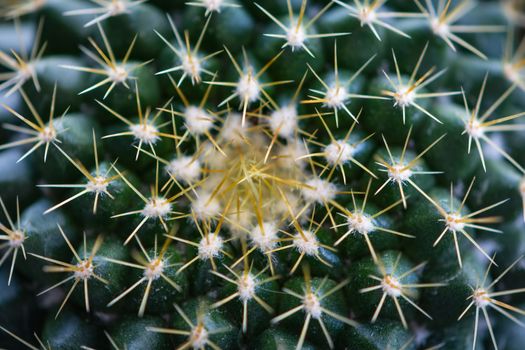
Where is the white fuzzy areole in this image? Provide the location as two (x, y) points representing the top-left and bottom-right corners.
(301, 178), (337, 203)
(325, 85), (348, 108)
(198, 234), (224, 260)
(358, 7), (378, 26)
(203, 0), (224, 12)
(293, 230), (319, 256)
(286, 26), (306, 50)
(181, 54), (202, 83)
(430, 18), (450, 38)
(38, 126), (57, 143)
(388, 164), (412, 183)
(144, 258), (165, 280)
(184, 106), (214, 135)
(394, 86), (416, 108)
(86, 176), (109, 194)
(167, 156), (202, 182)
(303, 292), (322, 319)
(141, 197), (172, 218)
(465, 119), (485, 139)
(74, 260), (94, 280)
(381, 275), (402, 297)
(107, 0), (127, 15)
(270, 105), (298, 138)
(17, 62), (35, 81)
(250, 222), (279, 252)
(190, 324), (209, 349)
(324, 140), (355, 165)
(236, 73), (261, 103)
(238, 274), (256, 301)
(8, 230), (25, 248)
(503, 62), (523, 85)
(130, 123), (160, 144)
(473, 288), (490, 308)
(445, 213), (465, 232)
(108, 65), (128, 83)
(347, 212), (374, 235)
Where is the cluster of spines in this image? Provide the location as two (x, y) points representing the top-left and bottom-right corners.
(1, 1), (525, 350)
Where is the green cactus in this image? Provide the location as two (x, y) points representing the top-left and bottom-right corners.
(1, 0), (525, 349)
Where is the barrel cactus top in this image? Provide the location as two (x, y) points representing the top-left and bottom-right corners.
(1, 1), (525, 349)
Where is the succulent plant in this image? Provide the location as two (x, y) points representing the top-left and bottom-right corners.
(1, 0), (525, 349)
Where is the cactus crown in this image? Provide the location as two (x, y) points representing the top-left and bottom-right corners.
(1, 0), (525, 349)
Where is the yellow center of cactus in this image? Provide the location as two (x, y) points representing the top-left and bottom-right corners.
(270, 105), (298, 139)
(192, 114), (314, 233)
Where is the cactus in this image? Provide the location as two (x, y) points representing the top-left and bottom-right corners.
(1, 0), (525, 349)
